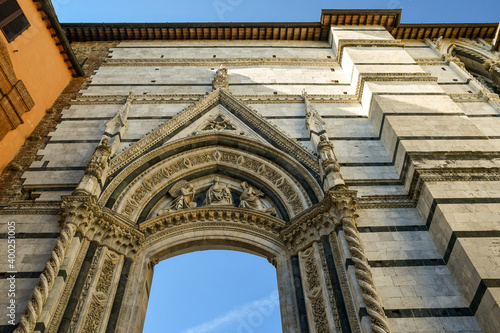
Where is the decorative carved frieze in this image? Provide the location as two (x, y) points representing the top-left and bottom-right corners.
(106, 145), (313, 220)
(140, 206), (286, 238)
(71, 93), (360, 105)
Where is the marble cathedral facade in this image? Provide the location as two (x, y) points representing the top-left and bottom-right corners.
(1, 9), (500, 333)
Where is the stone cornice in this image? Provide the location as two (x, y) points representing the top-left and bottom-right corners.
(0, 201), (61, 215)
(103, 58), (338, 67)
(71, 94), (360, 105)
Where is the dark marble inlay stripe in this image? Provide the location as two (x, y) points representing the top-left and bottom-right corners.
(444, 230), (500, 263)
(291, 255), (310, 333)
(384, 307), (472, 318)
(426, 198), (500, 229)
(0, 233), (60, 239)
(0, 270), (66, 279)
(357, 225), (428, 233)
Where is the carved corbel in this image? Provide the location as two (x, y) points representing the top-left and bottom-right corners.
(76, 207), (144, 258)
(281, 203), (340, 254)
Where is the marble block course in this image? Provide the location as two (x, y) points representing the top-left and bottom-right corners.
(4, 23), (500, 333)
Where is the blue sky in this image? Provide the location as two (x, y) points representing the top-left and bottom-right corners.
(53, 1), (500, 332)
(54, 0), (500, 23)
(142, 251), (282, 333)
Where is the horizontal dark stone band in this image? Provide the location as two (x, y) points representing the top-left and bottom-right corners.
(437, 81), (469, 85)
(0, 233), (60, 239)
(466, 114), (500, 117)
(0, 270), (66, 279)
(397, 135), (488, 140)
(470, 279), (500, 314)
(24, 187), (76, 192)
(373, 92), (447, 96)
(113, 45), (332, 49)
(444, 230), (500, 263)
(345, 180), (402, 187)
(427, 198), (500, 229)
(88, 82), (350, 86)
(358, 306), (474, 318)
(384, 307), (472, 318)
(46, 140), (101, 144)
(385, 112), (465, 116)
(339, 162), (393, 167)
(345, 258), (445, 268)
(357, 225), (428, 233)
(59, 117), (112, 121)
(28, 167), (86, 172)
(368, 259), (446, 267)
(354, 62), (418, 65)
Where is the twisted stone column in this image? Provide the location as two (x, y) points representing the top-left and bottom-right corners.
(15, 197), (97, 333)
(333, 194), (390, 333)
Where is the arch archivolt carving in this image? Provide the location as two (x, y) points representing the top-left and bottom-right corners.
(99, 134), (323, 222)
(139, 207), (287, 260)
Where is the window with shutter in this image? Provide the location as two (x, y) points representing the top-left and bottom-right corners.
(0, 0), (30, 42)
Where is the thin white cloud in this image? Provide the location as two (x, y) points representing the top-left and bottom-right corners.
(180, 290), (279, 333)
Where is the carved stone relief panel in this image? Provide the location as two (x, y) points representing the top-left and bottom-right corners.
(68, 246), (124, 333)
(108, 146), (313, 221)
(299, 243), (341, 333)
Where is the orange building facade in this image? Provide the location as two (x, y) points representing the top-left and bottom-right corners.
(0, 0), (82, 173)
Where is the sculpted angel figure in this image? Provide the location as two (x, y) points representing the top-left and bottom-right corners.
(204, 177), (233, 206)
(158, 180), (197, 215)
(239, 182), (276, 216)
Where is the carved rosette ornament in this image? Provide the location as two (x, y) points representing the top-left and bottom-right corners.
(15, 196), (98, 333)
(326, 191), (391, 333)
